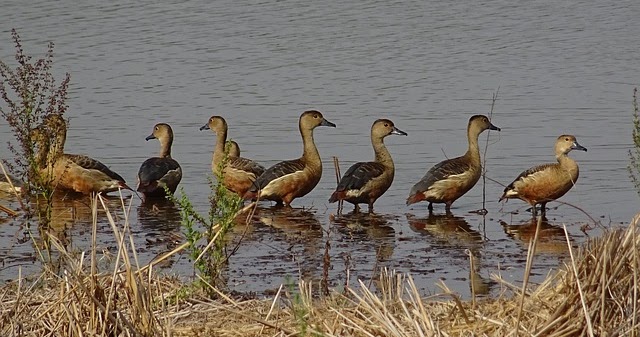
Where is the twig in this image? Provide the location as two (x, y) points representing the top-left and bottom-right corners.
(563, 224), (595, 337)
(481, 87), (499, 214)
(333, 156), (343, 214)
(516, 214), (542, 336)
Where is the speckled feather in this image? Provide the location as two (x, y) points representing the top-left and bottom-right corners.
(64, 154), (126, 183)
(409, 156), (473, 197)
(251, 159), (305, 191)
(334, 162), (385, 193)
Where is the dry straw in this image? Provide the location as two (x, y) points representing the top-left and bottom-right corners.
(2, 194), (640, 336)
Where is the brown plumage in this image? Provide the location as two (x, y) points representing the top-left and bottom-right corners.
(200, 116), (265, 197)
(407, 115), (500, 211)
(499, 135), (587, 217)
(244, 110), (336, 206)
(226, 140), (240, 158)
(137, 123), (182, 199)
(34, 114), (131, 195)
(329, 119), (407, 213)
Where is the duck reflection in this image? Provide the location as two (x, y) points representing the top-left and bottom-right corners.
(330, 212), (396, 261)
(253, 206), (323, 241)
(500, 216), (569, 254)
(250, 206), (324, 282)
(30, 194), (126, 250)
(137, 198), (183, 250)
(407, 211), (482, 247)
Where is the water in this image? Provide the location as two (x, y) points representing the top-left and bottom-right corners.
(1, 0), (639, 297)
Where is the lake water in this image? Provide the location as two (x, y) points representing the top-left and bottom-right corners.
(1, 0), (639, 297)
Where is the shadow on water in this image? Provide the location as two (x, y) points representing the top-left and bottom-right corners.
(500, 217), (571, 254)
(330, 212), (396, 261)
(247, 206), (324, 282)
(406, 211), (483, 248)
(406, 211), (493, 295)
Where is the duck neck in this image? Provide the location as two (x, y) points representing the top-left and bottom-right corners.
(557, 152), (578, 171)
(556, 153), (580, 184)
(464, 126), (482, 165)
(301, 127), (320, 168)
(373, 136), (394, 169)
(212, 128), (228, 167)
(50, 127), (66, 157)
(159, 137), (172, 158)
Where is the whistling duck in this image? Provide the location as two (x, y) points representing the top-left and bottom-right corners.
(227, 140), (240, 158)
(407, 115), (500, 211)
(499, 135), (587, 217)
(137, 123), (182, 198)
(329, 119), (407, 213)
(200, 116), (265, 197)
(244, 110), (336, 206)
(35, 114), (131, 195)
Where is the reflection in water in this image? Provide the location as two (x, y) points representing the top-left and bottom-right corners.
(330, 212), (396, 261)
(407, 212), (483, 246)
(255, 206), (323, 240)
(500, 217), (570, 254)
(252, 206), (324, 281)
(137, 198), (182, 232)
(137, 198), (183, 245)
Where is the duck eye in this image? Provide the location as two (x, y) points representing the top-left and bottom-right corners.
(384, 123), (389, 127)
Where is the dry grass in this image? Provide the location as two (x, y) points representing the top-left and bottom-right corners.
(2, 194), (639, 336)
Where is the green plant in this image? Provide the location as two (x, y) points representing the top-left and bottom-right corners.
(0, 29), (70, 217)
(629, 88), (640, 196)
(170, 142), (243, 292)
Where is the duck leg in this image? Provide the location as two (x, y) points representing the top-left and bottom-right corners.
(367, 202), (374, 214)
(353, 204), (360, 214)
(428, 202), (434, 212)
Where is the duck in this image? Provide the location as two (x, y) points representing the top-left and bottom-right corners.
(244, 110), (336, 206)
(329, 119), (407, 213)
(499, 135), (587, 217)
(407, 115), (500, 211)
(199, 116), (265, 197)
(226, 140), (240, 158)
(137, 123), (182, 199)
(36, 114), (132, 195)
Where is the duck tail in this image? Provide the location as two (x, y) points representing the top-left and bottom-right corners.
(406, 192), (425, 206)
(328, 191), (344, 203)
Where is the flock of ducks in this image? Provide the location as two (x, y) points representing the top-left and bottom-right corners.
(17, 110), (587, 218)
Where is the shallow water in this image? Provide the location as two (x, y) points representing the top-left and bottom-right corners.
(1, 0), (639, 297)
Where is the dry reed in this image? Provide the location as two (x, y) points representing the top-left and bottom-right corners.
(2, 194), (640, 336)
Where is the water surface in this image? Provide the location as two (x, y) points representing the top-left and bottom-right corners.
(1, 0), (639, 297)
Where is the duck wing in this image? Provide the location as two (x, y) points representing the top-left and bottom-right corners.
(64, 154), (125, 182)
(252, 159), (305, 191)
(336, 162), (385, 191)
(228, 156), (265, 176)
(503, 163), (556, 193)
(412, 156), (471, 193)
(138, 157), (181, 183)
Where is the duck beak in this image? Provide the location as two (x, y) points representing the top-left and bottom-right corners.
(391, 127), (408, 136)
(145, 134), (156, 141)
(572, 141), (587, 152)
(199, 123), (210, 131)
(489, 122), (501, 131)
(320, 118), (336, 128)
